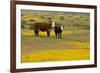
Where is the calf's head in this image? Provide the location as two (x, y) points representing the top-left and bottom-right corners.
(61, 25), (64, 31)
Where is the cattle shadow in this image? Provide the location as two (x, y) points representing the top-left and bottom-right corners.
(33, 35), (64, 39)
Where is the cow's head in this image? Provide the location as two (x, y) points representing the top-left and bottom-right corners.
(51, 21), (55, 28)
(61, 25), (64, 31)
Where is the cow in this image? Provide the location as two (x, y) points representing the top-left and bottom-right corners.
(54, 24), (64, 38)
(34, 21), (55, 37)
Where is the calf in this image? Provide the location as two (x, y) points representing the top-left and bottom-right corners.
(54, 24), (64, 38)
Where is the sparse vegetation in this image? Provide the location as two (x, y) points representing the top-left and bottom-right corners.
(60, 16), (64, 20)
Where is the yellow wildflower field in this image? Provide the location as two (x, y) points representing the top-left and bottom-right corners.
(21, 30), (90, 63)
(22, 48), (90, 63)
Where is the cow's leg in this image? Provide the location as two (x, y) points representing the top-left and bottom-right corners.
(37, 31), (39, 36)
(34, 29), (39, 37)
(47, 30), (50, 37)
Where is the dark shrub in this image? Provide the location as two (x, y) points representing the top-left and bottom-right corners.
(21, 24), (25, 29)
(41, 16), (45, 19)
(29, 19), (35, 22)
(60, 16), (64, 20)
(29, 24), (35, 30)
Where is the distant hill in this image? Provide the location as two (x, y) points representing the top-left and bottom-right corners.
(21, 9), (90, 17)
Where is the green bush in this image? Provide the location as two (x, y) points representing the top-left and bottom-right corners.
(21, 24), (25, 29)
(29, 24), (35, 30)
(60, 16), (64, 20)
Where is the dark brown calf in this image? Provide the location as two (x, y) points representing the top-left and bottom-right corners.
(54, 24), (64, 38)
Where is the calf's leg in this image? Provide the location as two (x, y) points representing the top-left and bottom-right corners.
(59, 32), (62, 38)
(55, 32), (57, 37)
(58, 32), (62, 38)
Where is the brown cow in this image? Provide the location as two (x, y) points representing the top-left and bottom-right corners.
(34, 21), (55, 37)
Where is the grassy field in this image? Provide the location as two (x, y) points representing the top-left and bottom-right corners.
(21, 10), (90, 63)
(21, 29), (90, 63)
